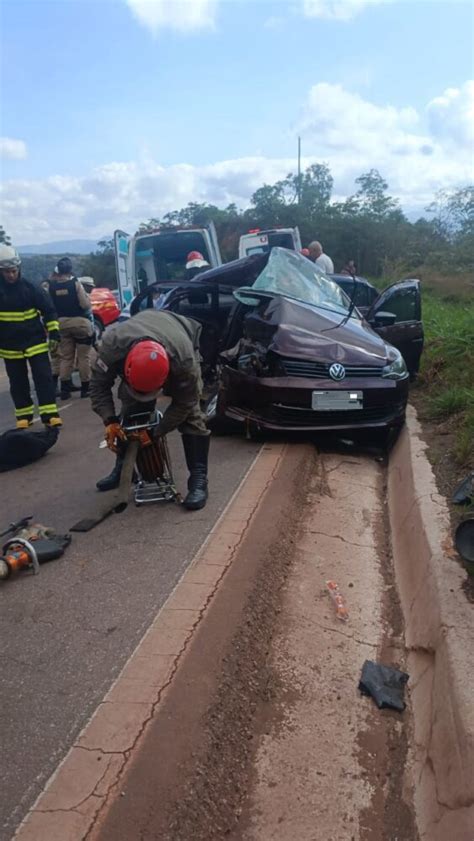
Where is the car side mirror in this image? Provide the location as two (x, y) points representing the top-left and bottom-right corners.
(371, 311), (397, 327)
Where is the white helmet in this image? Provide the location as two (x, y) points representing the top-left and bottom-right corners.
(0, 244), (21, 269)
(79, 276), (95, 289)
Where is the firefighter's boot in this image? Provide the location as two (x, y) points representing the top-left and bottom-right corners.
(80, 381), (90, 398)
(182, 434), (210, 510)
(96, 454), (124, 492)
(16, 418), (33, 430)
(45, 416), (63, 429)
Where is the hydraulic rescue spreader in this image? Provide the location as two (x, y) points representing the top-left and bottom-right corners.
(0, 517), (71, 581)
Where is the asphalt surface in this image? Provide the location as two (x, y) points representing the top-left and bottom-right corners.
(0, 363), (260, 840)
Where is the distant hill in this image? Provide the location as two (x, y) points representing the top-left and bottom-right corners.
(19, 253), (91, 284)
(19, 239), (100, 255)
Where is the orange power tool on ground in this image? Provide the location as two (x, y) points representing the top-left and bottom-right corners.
(0, 517), (71, 581)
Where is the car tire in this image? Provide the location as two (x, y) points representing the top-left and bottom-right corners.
(203, 393), (239, 436)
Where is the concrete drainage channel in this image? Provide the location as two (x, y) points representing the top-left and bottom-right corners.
(14, 408), (473, 841)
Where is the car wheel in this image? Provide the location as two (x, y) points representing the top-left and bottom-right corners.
(247, 422), (266, 442)
(93, 317), (104, 344)
(204, 394), (238, 436)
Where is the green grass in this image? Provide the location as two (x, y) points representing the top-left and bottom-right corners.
(429, 387), (473, 418)
(417, 278), (474, 467)
(369, 270), (473, 465)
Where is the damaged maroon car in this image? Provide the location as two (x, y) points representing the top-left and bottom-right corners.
(130, 248), (423, 436)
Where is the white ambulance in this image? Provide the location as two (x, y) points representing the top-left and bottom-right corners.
(114, 223), (222, 309)
(238, 227), (302, 259)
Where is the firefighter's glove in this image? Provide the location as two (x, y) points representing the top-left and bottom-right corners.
(48, 330), (60, 354)
(104, 422), (126, 453)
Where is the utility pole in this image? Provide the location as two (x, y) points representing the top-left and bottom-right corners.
(297, 136), (302, 204)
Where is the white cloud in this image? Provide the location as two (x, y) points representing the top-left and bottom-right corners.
(125, 0), (218, 34)
(302, 0), (390, 22)
(427, 80), (474, 148)
(294, 81), (473, 208)
(0, 137), (28, 160)
(2, 81), (473, 245)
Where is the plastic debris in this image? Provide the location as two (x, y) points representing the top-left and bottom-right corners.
(359, 660), (409, 711)
(452, 473), (473, 506)
(326, 580), (349, 622)
(455, 518), (474, 573)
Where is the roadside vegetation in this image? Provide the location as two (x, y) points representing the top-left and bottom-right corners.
(411, 272), (473, 472)
(417, 275), (474, 471)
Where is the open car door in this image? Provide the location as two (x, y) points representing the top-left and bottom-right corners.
(366, 279), (423, 377)
(201, 221), (222, 267)
(114, 230), (133, 309)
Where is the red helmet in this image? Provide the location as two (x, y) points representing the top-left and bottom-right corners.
(124, 340), (170, 397)
(186, 250), (209, 270)
(300, 248), (310, 257)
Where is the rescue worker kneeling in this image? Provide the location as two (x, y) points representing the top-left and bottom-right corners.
(90, 310), (210, 511)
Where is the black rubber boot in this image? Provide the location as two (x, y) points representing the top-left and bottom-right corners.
(80, 381), (90, 398)
(96, 454), (124, 492)
(60, 379), (78, 399)
(182, 434), (210, 510)
(52, 375), (61, 397)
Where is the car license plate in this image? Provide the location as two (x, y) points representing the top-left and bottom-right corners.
(311, 390), (363, 411)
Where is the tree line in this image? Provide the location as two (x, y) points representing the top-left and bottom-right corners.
(3, 166), (473, 287)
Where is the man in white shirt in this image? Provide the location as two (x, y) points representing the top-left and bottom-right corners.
(308, 241), (334, 274)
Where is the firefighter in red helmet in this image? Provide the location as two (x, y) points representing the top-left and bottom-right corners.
(90, 310), (210, 510)
(185, 251), (210, 280)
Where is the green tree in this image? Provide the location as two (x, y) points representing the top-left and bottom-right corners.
(81, 239), (117, 289)
(0, 226), (11, 245)
(354, 169), (401, 219)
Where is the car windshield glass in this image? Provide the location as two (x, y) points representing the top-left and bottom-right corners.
(250, 248), (359, 318)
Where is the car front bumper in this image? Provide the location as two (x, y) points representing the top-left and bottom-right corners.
(218, 368), (409, 432)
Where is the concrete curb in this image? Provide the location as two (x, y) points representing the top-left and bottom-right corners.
(388, 406), (474, 841)
(13, 443), (287, 841)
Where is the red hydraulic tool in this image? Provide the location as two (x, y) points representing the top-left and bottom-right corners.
(0, 517), (71, 581)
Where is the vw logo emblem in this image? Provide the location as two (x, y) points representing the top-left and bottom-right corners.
(329, 363), (346, 381)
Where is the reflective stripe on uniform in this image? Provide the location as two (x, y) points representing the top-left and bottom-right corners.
(38, 403), (59, 414)
(15, 404), (35, 417)
(0, 309), (39, 322)
(46, 320), (60, 331)
(0, 348), (25, 359)
(0, 343), (50, 359)
(25, 343), (50, 357)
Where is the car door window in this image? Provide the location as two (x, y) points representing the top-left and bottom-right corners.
(383, 287), (417, 323)
(174, 290), (212, 320)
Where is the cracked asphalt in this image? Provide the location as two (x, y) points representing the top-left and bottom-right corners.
(0, 366), (260, 840)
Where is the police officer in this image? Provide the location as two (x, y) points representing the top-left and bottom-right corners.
(0, 244), (62, 428)
(90, 309), (210, 510)
(49, 257), (94, 399)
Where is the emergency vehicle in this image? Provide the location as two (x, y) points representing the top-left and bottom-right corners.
(238, 227), (302, 259)
(114, 223), (222, 309)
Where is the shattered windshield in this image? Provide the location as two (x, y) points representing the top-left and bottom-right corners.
(248, 247), (358, 319)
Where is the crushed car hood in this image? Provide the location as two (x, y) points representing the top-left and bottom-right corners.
(244, 296), (389, 366)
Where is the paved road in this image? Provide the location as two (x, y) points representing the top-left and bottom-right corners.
(0, 364), (260, 840)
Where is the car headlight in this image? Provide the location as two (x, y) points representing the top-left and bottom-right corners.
(382, 349), (408, 380)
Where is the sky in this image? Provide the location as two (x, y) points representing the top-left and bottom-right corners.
(0, 0), (473, 245)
